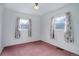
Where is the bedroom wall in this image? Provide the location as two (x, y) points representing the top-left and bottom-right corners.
(2, 8), (40, 47)
(0, 4), (4, 53)
(41, 4), (79, 55)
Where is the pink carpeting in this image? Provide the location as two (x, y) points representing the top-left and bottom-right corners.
(0, 41), (77, 56)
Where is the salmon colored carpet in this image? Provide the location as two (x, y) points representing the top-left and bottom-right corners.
(0, 41), (76, 56)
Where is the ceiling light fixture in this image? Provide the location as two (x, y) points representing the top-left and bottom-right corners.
(33, 3), (39, 10)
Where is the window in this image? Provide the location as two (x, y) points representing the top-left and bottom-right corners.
(18, 18), (29, 31)
(15, 18), (32, 39)
(50, 12), (74, 43)
(54, 16), (66, 30)
(50, 16), (67, 39)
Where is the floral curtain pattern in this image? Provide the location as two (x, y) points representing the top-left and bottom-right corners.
(64, 12), (74, 43)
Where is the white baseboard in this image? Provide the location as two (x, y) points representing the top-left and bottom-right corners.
(0, 39), (39, 55)
(4, 39), (40, 47)
(41, 40), (79, 55)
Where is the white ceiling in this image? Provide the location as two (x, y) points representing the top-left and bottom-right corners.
(3, 3), (69, 16)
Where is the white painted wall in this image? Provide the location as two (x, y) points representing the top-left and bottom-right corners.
(41, 4), (79, 55)
(2, 8), (40, 47)
(0, 4), (4, 54)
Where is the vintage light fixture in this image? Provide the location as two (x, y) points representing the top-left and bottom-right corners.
(33, 3), (39, 10)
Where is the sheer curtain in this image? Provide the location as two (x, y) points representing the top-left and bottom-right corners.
(15, 18), (21, 39)
(50, 17), (54, 39)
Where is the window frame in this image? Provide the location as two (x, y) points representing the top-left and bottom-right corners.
(53, 16), (67, 32)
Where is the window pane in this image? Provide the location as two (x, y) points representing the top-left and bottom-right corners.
(21, 24), (29, 29)
(19, 18), (29, 30)
(19, 18), (29, 24)
(54, 16), (66, 29)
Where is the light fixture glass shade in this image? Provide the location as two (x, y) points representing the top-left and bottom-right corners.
(33, 5), (39, 10)
(33, 3), (39, 10)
